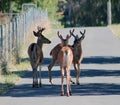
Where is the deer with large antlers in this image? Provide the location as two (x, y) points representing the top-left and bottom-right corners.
(28, 27), (51, 87)
(48, 29), (85, 85)
(70, 29), (85, 84)
(57, 31), (73, 96)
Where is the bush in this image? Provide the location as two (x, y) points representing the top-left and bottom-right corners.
(0, 58), (8, 75)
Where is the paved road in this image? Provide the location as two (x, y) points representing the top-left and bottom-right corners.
(0, 27), (120, 105)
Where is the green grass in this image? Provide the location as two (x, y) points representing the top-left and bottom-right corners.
(109, 24), (120, 37)
(0, 61), (30, 95)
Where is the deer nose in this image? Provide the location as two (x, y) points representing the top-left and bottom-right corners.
(49, 40), (51, 43)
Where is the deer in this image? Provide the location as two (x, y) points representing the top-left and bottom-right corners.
(57, 31), (73, 96)
(28, 27), (51, 88)
(48, 29), (85, 85)
(70, 29), (85, 85)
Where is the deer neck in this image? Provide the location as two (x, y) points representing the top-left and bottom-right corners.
(37, 41), (43, 49)
(74, 42), (82, 49)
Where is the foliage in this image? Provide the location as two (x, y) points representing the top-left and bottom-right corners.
(109, 24), (120, 37)
(111, 0), (120, 23)
(0, 0), (120, 27)
(0, 0), (61, 21)
(59, 0), (120, 27)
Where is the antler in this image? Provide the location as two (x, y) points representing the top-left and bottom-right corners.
(66, 34), (71, 40)
(41, 27), (45, 32)
(70, 29), (75, 38)
(37, 26), (45, 32)
(80, 29), (86, 36)
(80, 29), (86, 40)
(57, 31), (63, 40)
(37, 26), (41, 31)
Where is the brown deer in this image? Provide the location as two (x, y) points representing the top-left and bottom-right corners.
(70, 29), (86, 85)
(57, 31), (73, 96)
(48, 29), (85, 85)
(28, 27), (51, 87)
(48, 30), (74, 85)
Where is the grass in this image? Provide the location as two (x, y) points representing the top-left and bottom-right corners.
(0, 63), (30, 95)
(108, 24), (120, 38)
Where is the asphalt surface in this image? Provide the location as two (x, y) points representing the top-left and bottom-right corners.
(0, 27), (120, 105)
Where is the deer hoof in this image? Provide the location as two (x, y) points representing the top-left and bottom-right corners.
(39, 83), (42, 87)
(61, 91), (64, 96)
(66, 92), (70, 97)
(70, 79), (75, 84)
(32, 84), (35, 88)
(50, 81), (54, 85)
(77, 82), (80, 85)
(71, 81), (75, 84)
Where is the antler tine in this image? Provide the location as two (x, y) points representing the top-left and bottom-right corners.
(41, 27), (45, 32)
(37, 26), (41, 31)
(57, 31), (63, 39)
(66, 34), (71, 39)
(70, 29), (75, 33)
(57, 31), (60, 37)
(70, 29), (75, 37)
(80, 29), (86, 36)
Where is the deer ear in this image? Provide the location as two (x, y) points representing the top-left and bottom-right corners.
(33, 31), (38, 37)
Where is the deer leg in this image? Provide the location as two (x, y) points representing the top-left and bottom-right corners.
(73, 63), (77, 71)
(61, 68), (64, 96)
(66, 68), (71, 97)
(69, 63), (77, 84)
(76, 63), (80, 85)
(35, 68), (39, 87)
(33, 68), (38, 88)
(69, 77), (72, 96)
(70, 77), (75, 84)
(32, 69), (35, 88)
(48, 57), (57, 85)
(39, 64), (42, 87)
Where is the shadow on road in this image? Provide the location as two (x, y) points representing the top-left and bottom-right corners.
(83, 56), (120, 64)
(3, 68), (120, 97)
(12, 68), (120, 79)
(21, 56), (120, 66)
(3, 56), (120, 97)
(3, 83), (120, 97)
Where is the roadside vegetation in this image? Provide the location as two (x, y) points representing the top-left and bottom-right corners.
(0, 19), (58, 95)
(109, 24), (120, 38)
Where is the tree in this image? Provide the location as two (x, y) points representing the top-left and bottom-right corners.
(111, 0), (120, 23)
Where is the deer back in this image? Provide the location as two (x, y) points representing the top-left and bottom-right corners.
(58, 46), (73, 67)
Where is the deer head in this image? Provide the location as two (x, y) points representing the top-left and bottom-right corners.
(33, 26), (45, 37)
(33, 26), (51, 45)
(70, 29), (86, 46)
(58, 31), (71, 46)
